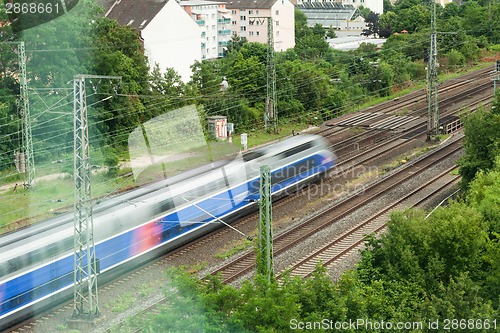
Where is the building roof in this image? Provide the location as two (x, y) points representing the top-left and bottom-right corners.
(223, 0), (279, 9)
(180, 0), (225, 5)
(297, 2), (360, 22)
(328, 36), (386, 51)
(105, 0), (168, 30)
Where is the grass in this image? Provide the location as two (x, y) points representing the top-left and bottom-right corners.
(135, 283), (154, 298)
(106, 292), (137, 313)
(0, 171), (139, 232)
(184, 262), (207, 274)
(380, 145), (436, 175)
(215, 238), (254, 259)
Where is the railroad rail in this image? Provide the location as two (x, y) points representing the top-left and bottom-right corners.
(276, 165), (460, 279)
(206, 135), (463, 284)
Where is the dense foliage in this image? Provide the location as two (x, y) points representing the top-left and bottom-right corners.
(458, 94), (500, 189)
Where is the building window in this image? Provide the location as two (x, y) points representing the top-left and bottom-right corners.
(256, 31), (259, 36)
(249, 31), (254, 36)
(241, 26), (246, 31)
(212, 25), (216, 30)
(276, 21), (279, 26)
(276, 31), (279, 37)
(275, 10), (279, 15)
(213, 36), (216, 41)
(249, 10), (253, 14)
(232, 21), (237, 25)
(240, 16), (246, 20)
(232, 10), (236, 14)
(256, 10), (259, 14)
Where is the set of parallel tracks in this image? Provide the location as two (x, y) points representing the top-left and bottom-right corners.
(9, 66), (495, 333)
(276, 165), (460, 279)
(108, 133), (464, 333)
(207, 137), (463, 284)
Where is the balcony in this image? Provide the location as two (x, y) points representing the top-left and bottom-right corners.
(196, 20), (205, 25)
(218, 29), (231, 35)
(218, 18), (231, 24)
(218, 41), (229, 46)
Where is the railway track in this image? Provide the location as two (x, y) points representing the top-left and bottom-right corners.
(206, 135), (463, 284)
(159, 72), (494, 274)
(276, 165), (460, 279)
(103, 134), (463, 333)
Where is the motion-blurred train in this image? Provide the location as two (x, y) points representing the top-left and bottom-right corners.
(0, 134), (335, 329)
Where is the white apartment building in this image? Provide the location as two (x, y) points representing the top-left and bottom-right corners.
(181, 0), (233, 59)
(105, 0), (202, 82)
(225, 0), (295, 52)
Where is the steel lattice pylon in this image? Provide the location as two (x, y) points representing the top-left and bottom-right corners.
(72, 74), (120, 322)
(426, 3), (439, 140)
(18, 42), (35, 186)
(257, 165), (274, 282)
(266, 17), (278, 134)
(73, 75), (99, 320)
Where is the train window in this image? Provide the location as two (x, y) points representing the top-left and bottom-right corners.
(242, 151), (264, 162)
(8, 258), (20, 274)
(160, 198), (175, 212)
(282, 141), (313, 158)
(46, 243), (59, 258)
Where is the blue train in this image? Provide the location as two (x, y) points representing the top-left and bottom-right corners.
(0, 134), (335, 329)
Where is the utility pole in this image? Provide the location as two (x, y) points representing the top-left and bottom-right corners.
(1, 41), (35, 186)
(18, 42), (35, 187)
(71, 74), (120, 327)
(426, 3), (456, 141)
(426, 2), (439, 141)
(264, 17), (277, 133)
(248, 16), (277, 133)
(257, 165), (274, 283)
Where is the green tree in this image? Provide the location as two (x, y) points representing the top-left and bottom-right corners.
(392, 4), (430, 33)
(447, 49), (466, 68)
(294, 8), (309, 39)
(326, 25), (337, 39)
(379, 11), (396, 38)
(312, 23), (325, 37)
(0, 13), (19, 171)
(458, 105), (500, 189)
(362, 12), (381, 37)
